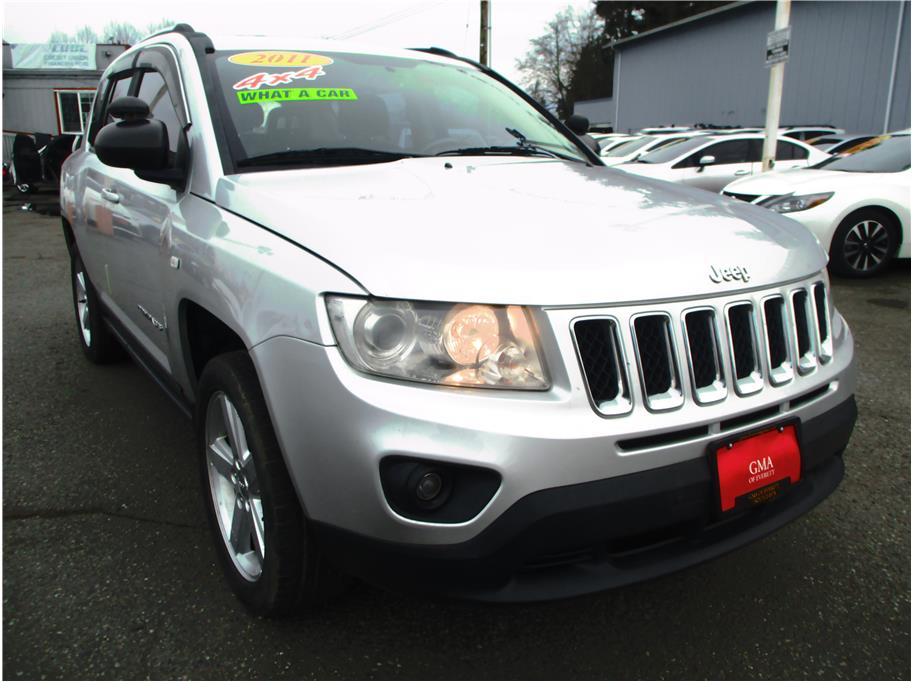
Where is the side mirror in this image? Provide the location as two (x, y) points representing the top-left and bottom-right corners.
(108, 96), (150, 120)
(565, 114), (590, 135)
(95, 118), (168, 170)
(696, 154), (716, 172)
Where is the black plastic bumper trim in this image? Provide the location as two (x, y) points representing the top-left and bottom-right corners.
(313, 396), (856, 602)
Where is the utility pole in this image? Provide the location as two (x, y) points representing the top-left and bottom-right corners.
(761, 0), (791, 172)
(480, 0), (491, 67)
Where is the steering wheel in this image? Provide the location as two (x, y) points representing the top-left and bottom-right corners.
(419, 137), (464, 155)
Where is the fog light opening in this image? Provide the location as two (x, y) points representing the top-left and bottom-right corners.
(406, 466), (452, 510)
(415, 471), (443, 501)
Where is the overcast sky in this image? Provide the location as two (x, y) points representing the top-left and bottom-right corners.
(3, 0), (592, 85)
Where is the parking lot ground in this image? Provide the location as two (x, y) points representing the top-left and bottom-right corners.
(3, 198), (910, 680)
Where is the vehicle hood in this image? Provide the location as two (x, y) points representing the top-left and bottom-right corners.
(723, 168), (857, 195)
(216, 158), (826, 306)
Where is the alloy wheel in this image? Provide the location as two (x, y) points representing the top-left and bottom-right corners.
(205, 391), (265, 582)
(843, 219), (890, 272)
(74, 269), (92, 347)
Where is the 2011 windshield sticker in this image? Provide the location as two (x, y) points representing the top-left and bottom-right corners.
(236, 88), (358, 104)
(234, 67), (327, 90)
(228, 51), (333, 67)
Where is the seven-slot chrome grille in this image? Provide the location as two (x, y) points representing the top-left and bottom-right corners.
(572, 280), (833, 416)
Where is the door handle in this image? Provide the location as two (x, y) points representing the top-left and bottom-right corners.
(734, 170), (749, 176)
(101, 188), (120, 204)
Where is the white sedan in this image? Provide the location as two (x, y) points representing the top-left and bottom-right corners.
(615, 133), (830, 192)
(599, 131), (711, 166)
(721, 134), (910, 277)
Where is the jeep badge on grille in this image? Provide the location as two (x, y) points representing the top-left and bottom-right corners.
(709, 265), (750, 284)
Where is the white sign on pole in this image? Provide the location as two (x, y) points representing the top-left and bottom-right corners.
(11, 44), (96, 70)
(765, 27), (790, 67)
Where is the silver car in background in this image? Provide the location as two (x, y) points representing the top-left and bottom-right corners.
(60, 26), (858, 615)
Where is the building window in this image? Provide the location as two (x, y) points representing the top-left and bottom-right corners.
(55, 90), (96, 135)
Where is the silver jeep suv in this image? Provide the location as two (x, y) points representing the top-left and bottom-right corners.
(61, 25), (857, 615)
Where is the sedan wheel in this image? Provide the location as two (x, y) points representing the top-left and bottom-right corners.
(829, 210), (899, 278)
(842, 220), (890, 273)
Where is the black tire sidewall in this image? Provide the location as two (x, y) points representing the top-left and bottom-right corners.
(829, 210), (899, 278)
(195, 352), (306, 616)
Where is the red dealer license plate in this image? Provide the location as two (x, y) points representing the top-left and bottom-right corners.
(715, 424), (801, 512)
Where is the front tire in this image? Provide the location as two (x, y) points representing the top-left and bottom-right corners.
(196, 352), (345, 616)
(829, 209), (899, 278)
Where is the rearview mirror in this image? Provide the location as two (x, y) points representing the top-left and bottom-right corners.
(698, 155), (716, 166)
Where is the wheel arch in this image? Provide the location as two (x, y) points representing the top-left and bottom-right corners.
(178, 298), (249, 391)
(60, 217), (77, 259)
(838, 205), (904, 254)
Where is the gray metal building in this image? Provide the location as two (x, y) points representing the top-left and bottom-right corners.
(574, 0), (910, 134)
(2, 42), (126, 163)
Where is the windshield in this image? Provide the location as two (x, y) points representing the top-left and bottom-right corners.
(636, 136), (711, 164)
(212, 49), (587, 168)
(811, 135), (911, 172)
(602, 135), (654, 157)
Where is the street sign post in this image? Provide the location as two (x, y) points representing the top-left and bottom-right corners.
(762, 0), (791, 172)
(766, 26), (791, 67)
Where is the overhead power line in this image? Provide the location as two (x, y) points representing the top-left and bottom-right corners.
(329, 2), (446, 41)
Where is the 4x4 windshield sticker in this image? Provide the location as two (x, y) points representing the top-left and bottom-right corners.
(234, 67), (327, 90)
(236, 88), (358, 104)
(228, 51), (333, 68)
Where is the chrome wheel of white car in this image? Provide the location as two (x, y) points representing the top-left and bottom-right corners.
(205, 390), (265, 582)
(843, 219), (890, 272)
(830, 209), (899, 278)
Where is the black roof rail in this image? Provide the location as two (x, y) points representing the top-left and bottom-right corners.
(410, 46), (460, 59)
(142, 23), (201, 42)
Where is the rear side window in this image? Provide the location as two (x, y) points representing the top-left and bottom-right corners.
(829, 136), (875, 155)
(136, 71), (182, 154)
(679, 139), (758, 167)
(776, 140), (809, 160)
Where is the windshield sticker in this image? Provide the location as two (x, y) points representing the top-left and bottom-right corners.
(228, 51), (333, 68)
(233, 66), (327, 90)
(236, 88), (358, 104)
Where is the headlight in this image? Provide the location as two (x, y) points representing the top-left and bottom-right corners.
(326, 296), (550, 390)
(761, 192), (834, 213)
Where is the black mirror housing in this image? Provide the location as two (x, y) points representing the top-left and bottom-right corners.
(108, 96), (151, 120)
(565, 114), (590, 135)
(94, 119), (169, 171)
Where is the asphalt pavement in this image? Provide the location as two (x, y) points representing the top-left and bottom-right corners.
(3, 194), (910, 680)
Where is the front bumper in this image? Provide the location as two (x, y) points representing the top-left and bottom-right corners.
(249, 284), (857, 599)
(314, 396), (854, 601)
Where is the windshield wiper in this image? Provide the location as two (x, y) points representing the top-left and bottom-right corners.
(435, 131), (585, 164)
(506, 127), (587, 163)
(237, 147), (426, 167)
(435, 145), (559, 159)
